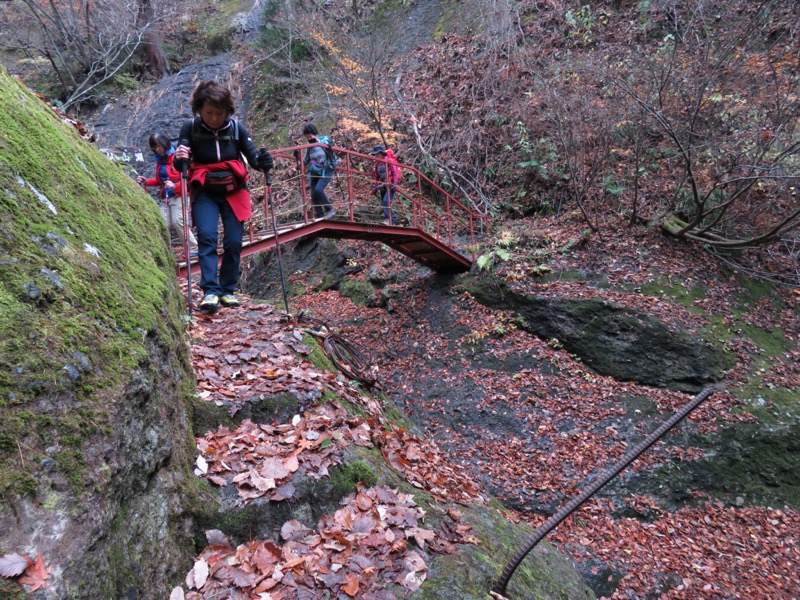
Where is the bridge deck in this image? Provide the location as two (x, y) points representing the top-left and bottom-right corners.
(175, 144), (488, 277)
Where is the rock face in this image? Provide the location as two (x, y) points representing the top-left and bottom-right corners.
(465, 277), (735, 392)
(0, 66), (196, 598)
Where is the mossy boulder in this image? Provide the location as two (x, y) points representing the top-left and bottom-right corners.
(0, 65), (196, 597)
(424, 504), (594, 600)
(618, 421), (800, 509)
(464, 276), (735, 392)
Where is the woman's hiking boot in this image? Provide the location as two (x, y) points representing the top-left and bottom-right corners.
(219, 294), (240, 308)
(199, 293), (220, 313)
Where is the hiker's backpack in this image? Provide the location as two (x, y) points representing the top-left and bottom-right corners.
(317, 135), (339, 171)
(384, 148), (402, 184)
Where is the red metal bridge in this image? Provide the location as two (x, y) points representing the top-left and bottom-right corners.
(177, 144), (488, 277)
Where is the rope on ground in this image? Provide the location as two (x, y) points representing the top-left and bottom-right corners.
(295, 310), (381, 389)
(323, 333), (379, 388)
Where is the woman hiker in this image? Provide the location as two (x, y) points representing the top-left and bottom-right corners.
(301, 123), (337, 220)
(370, 144), (400, 225)
(174, 80), (274, 313)
(137, 132), (198, 257)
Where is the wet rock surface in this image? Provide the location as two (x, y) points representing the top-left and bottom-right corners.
(85, 0), (264, 177)
(87, 53), (237, 181)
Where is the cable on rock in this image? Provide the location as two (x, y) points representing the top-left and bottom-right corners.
(492, 387), (715, 597)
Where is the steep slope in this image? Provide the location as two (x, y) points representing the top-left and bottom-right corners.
(0, 65), (596, 599)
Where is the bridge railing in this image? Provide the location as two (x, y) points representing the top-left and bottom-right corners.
(244, 144), (488, 257)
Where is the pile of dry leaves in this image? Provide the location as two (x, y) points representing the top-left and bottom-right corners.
(173, 487), (474, 599)
(171, 297), (484, 598)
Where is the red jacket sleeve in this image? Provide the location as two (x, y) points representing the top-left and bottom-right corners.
(166, 154), (183, 196)
(145, 154), (184, 194)
(165, 154), (182, 183)
(144, 171), (161, 188)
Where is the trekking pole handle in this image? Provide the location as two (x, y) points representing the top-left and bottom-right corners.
(175, 158), (189, 177)
(175, 144), (191, 176)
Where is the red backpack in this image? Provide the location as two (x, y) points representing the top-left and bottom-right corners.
(384, 149), (402, 184)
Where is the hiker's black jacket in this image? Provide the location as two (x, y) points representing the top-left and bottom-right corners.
(178, 117), (260, 167)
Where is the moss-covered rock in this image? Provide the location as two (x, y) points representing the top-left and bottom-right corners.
(619, 421), (800, 509)
(0, 65), (197, 597)
(463, 275), (735, 392)
(424, 505), (594, 599)
(338, 277), (376, 306)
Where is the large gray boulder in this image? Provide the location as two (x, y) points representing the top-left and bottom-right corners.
(0, 66), (197, 598)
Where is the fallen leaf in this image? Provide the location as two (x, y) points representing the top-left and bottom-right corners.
(0, 553), (28, 578)
(407, 527), (436, 549)
(193, 559), (209, 588)
(185, 568), (195, 590)
(342, 572), (360, 596)
(196, 455), (209, 474)
(205, 529), (230, 546)
(283, 454), (300, 472)
(208, 474), (228, 486)
(18, 551), (51, 591)
(252, 474), (277, 492)
(169, 586), (185, 600)
(260, 457), (289, 480)
(281, 519), (312, 542)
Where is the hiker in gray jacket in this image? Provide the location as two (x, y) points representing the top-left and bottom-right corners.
(301, 123), (336, 219)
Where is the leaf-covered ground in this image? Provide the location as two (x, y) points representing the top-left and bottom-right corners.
(277, 213), (800, 599)
(175, 300), (483, 599)
(140, 147), (800, 600)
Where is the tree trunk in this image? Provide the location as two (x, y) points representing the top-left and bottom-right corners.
(144, 28), (169, 77)
(139, 0), (168, 77)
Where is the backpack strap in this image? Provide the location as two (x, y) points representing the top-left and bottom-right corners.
(317, 136), (338, 171)
(323, 147), (337, 170)
(191, 117), (240, 142)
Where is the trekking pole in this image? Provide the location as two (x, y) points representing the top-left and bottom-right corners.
(264, 169), (290, 314)
(178, 164), (193, 315)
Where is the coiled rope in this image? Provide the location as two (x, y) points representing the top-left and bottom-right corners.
(295, 311), (380, 389)
(323, 333), (379, 388)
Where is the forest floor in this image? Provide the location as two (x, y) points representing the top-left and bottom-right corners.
(185, 210), (799, 599)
